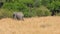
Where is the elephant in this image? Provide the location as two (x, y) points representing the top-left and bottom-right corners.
(13, 12), (24, 20)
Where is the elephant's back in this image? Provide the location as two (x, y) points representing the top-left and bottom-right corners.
(13, 12), (24, 16)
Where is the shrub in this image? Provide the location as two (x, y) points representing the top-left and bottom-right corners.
(23, 8), (33, 17)
(0, 5), (51, 18)
(33, 6), (51, 17)
(0, 9), (13, 19)
(55, 13), (60, 16)
(3, 2), (26, 11)
(23, 6), (51, 17)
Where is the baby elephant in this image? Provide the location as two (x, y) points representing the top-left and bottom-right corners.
(13, 12), (24, 20)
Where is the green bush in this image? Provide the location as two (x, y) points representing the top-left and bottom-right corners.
(0, 6), (51, 19)
(23, 6), (51, 17)
(33, 6), (51, 17)
(0, 9), (13, 19)
(3, 2), (26, 11)
(23, 8), (33, 17)
(55, 13), (60, 16)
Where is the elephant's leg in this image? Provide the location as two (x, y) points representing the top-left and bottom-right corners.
(22, 16), (24, 21)
(13, 14), (17, 20)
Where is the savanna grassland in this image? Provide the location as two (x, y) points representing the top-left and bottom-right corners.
(0, 16), (60, 34)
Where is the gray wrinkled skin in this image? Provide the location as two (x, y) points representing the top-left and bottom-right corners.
(13, 12), (24, 20)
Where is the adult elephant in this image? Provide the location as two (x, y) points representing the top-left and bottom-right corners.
(13, 12), (24, 20)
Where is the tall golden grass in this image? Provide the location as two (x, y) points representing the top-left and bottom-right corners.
(0, 16), (60, 34)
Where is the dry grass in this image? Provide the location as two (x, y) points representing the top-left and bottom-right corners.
(0, 16), (60, 34)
